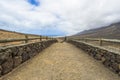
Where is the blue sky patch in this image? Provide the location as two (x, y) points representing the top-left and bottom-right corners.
(28, 0), (40, 6)
(0, 21), (67, 37)
(33, 28), (66, 36)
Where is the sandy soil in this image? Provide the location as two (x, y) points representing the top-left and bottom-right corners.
(0, 42), (119, 80)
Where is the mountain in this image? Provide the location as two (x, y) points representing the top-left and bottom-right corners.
(74, 22), (120, 39)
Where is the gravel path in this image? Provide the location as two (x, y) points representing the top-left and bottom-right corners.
(0, 42), (119, 80)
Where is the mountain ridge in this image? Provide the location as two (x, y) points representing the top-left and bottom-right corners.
(74, 22), (120, 39)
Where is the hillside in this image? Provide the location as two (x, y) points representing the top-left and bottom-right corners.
(0, 29), (43, 46)
(74, 22), (120, 39)
(0, 29), (41, 40)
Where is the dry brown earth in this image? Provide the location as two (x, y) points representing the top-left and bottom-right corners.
(0, 42), (119, 80)
(0, 30), (44, 46)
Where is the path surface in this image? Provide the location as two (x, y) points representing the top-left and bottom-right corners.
(0, 42), (119, 80)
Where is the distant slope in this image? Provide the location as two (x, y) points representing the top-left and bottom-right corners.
(74, 22), (120, 39)
(0, 29), (41, 40)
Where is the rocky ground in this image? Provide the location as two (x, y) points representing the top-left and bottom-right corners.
(0, 42), (119, 80)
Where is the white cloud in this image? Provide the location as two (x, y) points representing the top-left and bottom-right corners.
(0, 0), (120, 36)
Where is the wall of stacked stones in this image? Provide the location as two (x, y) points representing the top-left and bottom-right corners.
(0, 40), (57, 76)
(67, 40), (120, 76)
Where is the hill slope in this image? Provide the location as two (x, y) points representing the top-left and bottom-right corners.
(74, 22), (120, 39)
(0, 29), (45, 46)
(0, 29), (41, 40)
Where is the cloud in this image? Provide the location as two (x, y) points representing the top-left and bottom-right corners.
(0, 0), (120, 36)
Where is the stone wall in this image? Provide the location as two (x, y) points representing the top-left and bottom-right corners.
(0, 40), (57, 76)
(67, 40), (120, 76)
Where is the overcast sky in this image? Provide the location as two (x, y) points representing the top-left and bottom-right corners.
(0, 0), (120, 36)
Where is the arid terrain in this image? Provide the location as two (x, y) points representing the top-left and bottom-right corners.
(74, 22), (120, 39)
(0, 42), (119, 80)
(0, 29), (119, 80)
(68, 22), (120, 53)
(0, 29), (44, 46)
(84, 40), (120, 53)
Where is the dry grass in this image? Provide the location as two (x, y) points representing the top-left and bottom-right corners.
(82, 40), (120, 53)
(0, 30), (44, 47)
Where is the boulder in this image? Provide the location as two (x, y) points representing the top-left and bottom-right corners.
(1, 57), (13, 75)
(13, 56), (22, 68)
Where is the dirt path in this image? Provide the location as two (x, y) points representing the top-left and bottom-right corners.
(0, 42), (119, 80)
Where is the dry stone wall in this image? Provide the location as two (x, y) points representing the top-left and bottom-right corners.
(0, 40), (57, 76)
(68, 40), (120, 76)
